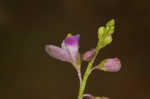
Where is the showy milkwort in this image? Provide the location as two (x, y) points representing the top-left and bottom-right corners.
(45, 33), (81, 70)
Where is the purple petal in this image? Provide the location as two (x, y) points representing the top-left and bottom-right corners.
(61, 34), (80, 62)
(64, 34), (80, 46)
(45, 45), (72, 62)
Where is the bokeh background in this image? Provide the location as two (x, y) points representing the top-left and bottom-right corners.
(0, 0), (150, 99)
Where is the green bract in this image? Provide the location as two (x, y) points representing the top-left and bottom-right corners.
(98, 59), (106, 70)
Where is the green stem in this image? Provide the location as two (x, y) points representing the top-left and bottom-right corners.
(77, 54), (97, 99)
(78, 43), (103, 99)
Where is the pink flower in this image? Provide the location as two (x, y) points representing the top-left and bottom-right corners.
(45, 33), (80, 64)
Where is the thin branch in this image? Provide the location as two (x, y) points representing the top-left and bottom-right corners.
(90, 66), (99, 73)
(83, 93), (95, 99)
(77, 69), (82, 84)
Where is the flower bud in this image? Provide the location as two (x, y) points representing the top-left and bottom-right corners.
(99, 58), (121, 72)
(82, 48), (96, 61)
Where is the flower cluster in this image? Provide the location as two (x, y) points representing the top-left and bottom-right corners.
(45, 19), (121, 99)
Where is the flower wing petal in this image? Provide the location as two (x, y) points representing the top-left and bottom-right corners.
(45, 45), (72, 62)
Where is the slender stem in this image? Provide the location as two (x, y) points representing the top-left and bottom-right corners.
(90, 66), (99, 73)
(77, 69), (82, 84)
(78, 44), (102, 99)
(83, 93), (94, 99)
(78, 54), (97, 99)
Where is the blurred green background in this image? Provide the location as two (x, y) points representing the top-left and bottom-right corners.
(0, 0), (150, 99)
